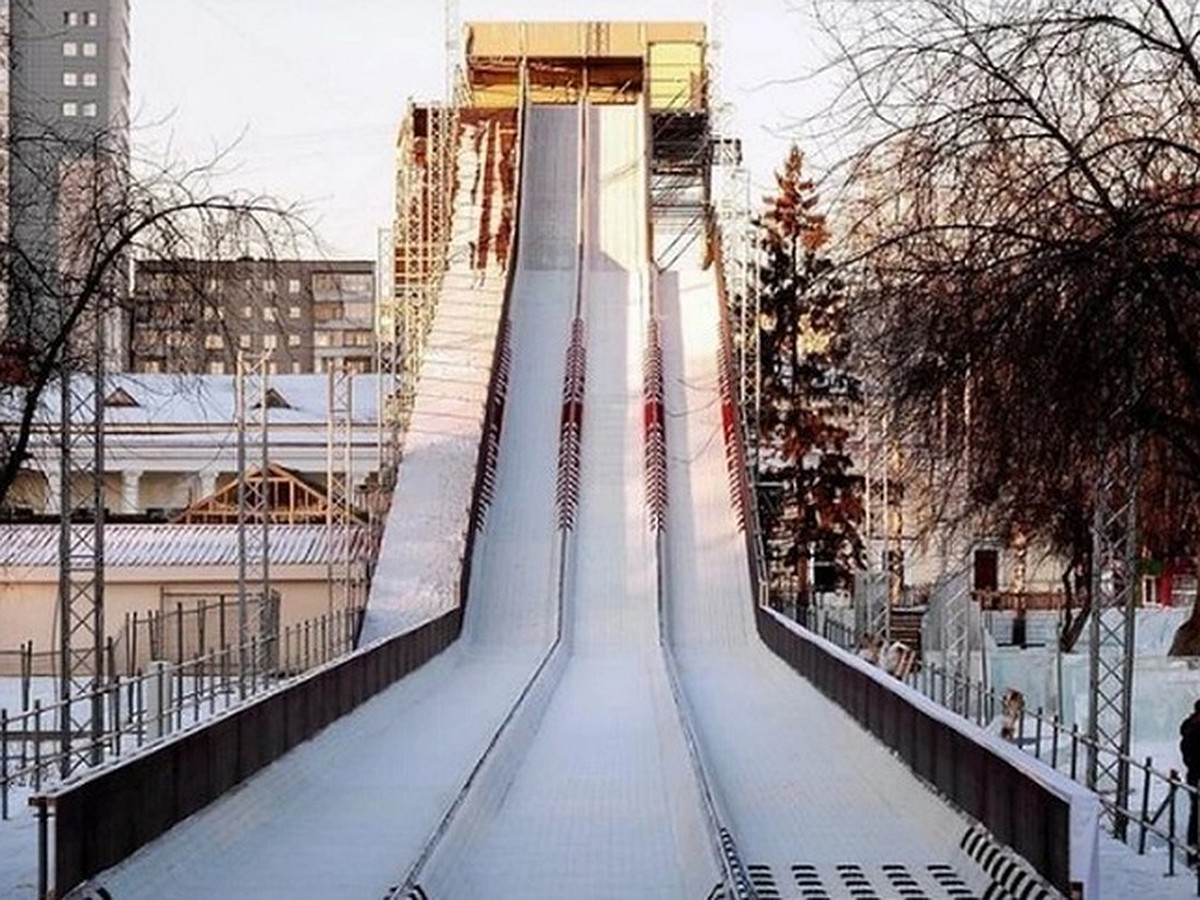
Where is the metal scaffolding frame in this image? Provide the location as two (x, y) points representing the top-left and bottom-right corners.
(1087, 434), (1139, 836)
(383, 91), (461, 489)
(236, 351), (272, 696)
(57, 308), (106, 772)
(326, 366), (356, 617)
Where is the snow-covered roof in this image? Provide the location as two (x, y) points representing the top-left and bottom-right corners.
(8, 373), (384, 430)
(0, 523), (370, 568)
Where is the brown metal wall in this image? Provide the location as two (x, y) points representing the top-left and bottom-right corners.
(756, 608), (1072, 894)
(51, 608), (462, 895)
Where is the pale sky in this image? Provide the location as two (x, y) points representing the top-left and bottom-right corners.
(131, 0), (836, 259)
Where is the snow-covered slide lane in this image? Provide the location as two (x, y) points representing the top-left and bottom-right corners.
(80, 106), (579, 900)
(658, 233), (998, 899)
(415, 103), (721, 900)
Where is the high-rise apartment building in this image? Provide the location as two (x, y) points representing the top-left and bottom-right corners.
(130, 259), (377, 375)
(6, 1), (131, 361)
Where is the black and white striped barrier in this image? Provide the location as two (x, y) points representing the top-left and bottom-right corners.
(555, 317), (586, 531)
(643, 316), (667, 532)
(961, 824), (1058, 900)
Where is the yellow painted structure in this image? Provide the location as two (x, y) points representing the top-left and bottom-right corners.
(464, 20), (706, 110)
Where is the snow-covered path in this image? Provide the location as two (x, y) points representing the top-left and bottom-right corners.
(657, 242), (993, 897)
(418, 103), (717, 900)
(80, 106), (579, 900)
(45, 99), (1197, 900)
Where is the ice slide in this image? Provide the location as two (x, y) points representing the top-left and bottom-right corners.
(83, 104), (993, 900)
(657, 230), (996, 897)
(85, 106), (582, 899)
(402, 103), (724, 899)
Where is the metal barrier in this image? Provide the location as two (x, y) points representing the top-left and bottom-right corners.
(756, 606), (1079, 896)
(33, 608), (461, 898)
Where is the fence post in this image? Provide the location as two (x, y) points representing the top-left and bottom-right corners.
(32, 700), (42, 792)
(1138, 757), (1152, 854)
(148, 660), (171, 741)
(1, 708), (8, 820)
(1168, 770), (1179, 876)
(32, 795), (49, 900)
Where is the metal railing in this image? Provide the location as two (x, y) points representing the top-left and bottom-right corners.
(1, 604), (363, 820)
(792, 604), (1200, 895)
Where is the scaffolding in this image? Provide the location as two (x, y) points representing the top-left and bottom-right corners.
(383, 97), (460, 488)
(236, 351), (272, 694)
(326, 366), (357, 617)
(57, 309), (106, 772)
(1087, 434), (1139, 836)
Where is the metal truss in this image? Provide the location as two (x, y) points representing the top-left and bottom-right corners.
(57, 309), (106, 772)
(236, 351), (272, 692)
(326, 366), (356, 617)
(1087, 434), (1139, 837)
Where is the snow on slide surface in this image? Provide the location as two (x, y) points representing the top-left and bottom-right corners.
(84, 107), (578, 900)
(420, 104), (717, 900)
(657, 235), (994, 897)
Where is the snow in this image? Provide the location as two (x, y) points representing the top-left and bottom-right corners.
(58, 105), (577, 900)
(417, 104), (717, 899)
(657, 233), (1000, 897)
(20, 101), (1198, 900)
(360, 123), (510, 642)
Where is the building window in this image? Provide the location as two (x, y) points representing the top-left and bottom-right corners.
(62, 102), (78, 117)
(85, 11), (99, 26)
(292, 361), (303, 374)
(82, 102), (97, 118)
(63, 72), (78, 86)
(203, 306), (216, 321)
(288, 306), (301, 319)
(241, 304), (253, 318)
(208, 361), (225, 375)
(262, 306), (276, 322)
(263, 278), (276, 294)
(287, 334), (302, 347)
(204, 334), (224, 350)
(268, 362), (279, 375)
(287, 278), (301, 294)
(206, 278), (220, 292)
(82, 72), (97, 87)
(63, 42), (78, 57)
(82, 42), (97, 58)
(142, 360), (161, 374)
(64, 12), (80, 26)
(263, 334), (278, 350)
(314, 333), (330, 348)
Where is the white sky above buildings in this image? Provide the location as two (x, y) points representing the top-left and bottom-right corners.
(131, 0), (838, 259)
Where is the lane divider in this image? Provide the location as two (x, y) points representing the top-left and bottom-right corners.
(644, 316), (667, 532)
(556, 317), (586, 530)
(476, 317), (512, 523)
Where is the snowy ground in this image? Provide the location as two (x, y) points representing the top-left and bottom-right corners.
(14, 103), (1197, 900)
(49, 105), (578, 900)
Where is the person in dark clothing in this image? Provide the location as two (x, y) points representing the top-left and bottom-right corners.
(1180, 700), (1200, 865)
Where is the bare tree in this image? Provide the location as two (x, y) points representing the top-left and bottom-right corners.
(809, 0), (1200, 598)
(0, 124), (309, 509)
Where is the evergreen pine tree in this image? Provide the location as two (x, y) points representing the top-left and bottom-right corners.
(756, 147), (864, 611)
